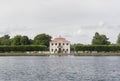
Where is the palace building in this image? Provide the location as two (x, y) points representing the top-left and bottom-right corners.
(49, 36), (70, 54)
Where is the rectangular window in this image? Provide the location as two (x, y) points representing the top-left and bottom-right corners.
(51, 43), (53, 45)
(59, 43), (61, 46)
(66, 49), (68, 51)
(55, 43), (57, 45)
(66, 43), (69, 45)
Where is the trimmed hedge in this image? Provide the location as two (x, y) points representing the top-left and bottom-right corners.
(0, 45), (48, 52)
(75, 45), (120, 52)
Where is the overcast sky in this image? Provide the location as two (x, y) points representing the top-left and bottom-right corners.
(0, 0), (120, 44)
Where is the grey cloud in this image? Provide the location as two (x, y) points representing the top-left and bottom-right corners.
(0, 0), (120, 43)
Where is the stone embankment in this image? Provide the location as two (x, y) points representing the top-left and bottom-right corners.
(0, 52), (120, 56)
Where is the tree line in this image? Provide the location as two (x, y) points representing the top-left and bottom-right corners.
(91, 32), (120, 45)
(0, 33), (51, 52)
(0, 32), (120, 52)
(1, 32), (120, 46)
(71, 32), (120, 52)
(73, 45), (120, 53)
(0, 45), (48, 52)
(0, 34), (52, 47)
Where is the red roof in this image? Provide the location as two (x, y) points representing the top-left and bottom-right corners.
(51, 37), (69, 42)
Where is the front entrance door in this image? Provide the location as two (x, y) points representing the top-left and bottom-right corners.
(58, 48), (61, 53)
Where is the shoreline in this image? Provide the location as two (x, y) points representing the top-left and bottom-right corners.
(0, 52), (120, 56)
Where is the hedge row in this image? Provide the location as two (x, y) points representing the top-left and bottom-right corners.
(0, 45), (48, 52)
(75, 45), (120, 52)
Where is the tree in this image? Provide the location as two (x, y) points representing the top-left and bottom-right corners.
(34, 33), (52, 47)
(0, 35), (11, 45)
(92, 32), (110, 45)
(71, 43), (83, 51)
(20, 36), (30, 45)
(11, 35), (22, 45)
(29, 39), (33, 45)
(117, 33), (120, 45)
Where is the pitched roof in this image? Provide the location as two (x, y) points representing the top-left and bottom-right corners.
(51, 36), (69, 42)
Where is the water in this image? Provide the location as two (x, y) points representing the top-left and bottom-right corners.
(0, 56), (120, 81)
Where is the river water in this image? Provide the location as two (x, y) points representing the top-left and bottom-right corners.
(0, 56), (120, 81)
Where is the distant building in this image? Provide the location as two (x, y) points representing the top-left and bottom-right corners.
(50, 36), (70, 54)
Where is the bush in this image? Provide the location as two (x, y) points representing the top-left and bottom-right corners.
(0, 45), (48, 52)
(74, 45), (120, 53)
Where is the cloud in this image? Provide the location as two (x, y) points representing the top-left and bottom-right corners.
(0, 0), (119, 43)
(56, 23), (120, 44)
(73, 29), (81, 36)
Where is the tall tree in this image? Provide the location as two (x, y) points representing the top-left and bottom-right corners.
(0, 35), (11, 45)
(29, 39), (33, 45)
(92, 32), (110, 45)
(11, 35), (22, 45)
(34, 33), (52, 47)
(117, 33), (120, 44)
(20, 36), (30, 45)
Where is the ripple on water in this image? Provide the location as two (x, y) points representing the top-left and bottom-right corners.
(0, 56), (119, 81)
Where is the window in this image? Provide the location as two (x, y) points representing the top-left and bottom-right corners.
(55, 49), (57, 51)
(55, 43), (57, 45)
(59, 43), (61, 46)
(51, 43), (53, 45)
(66, 43), (69, 45)
(66, 49), (68, 51)
(51, 49), (53, 52)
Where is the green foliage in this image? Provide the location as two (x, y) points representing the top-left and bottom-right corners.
(34, 33), (52, 47)
(29, 39), (33, 45)
(0, 35), (11, 45)
(75, 45), (120, 52)
(71, 43), (83, 51)
(117, 33), (120, 44)
(20, 36), (30, 45)
(0, 34), (51, 52)
(92, 32), (110, 45)
(0, 33), (52, 50)
(11, 35), (22, 45)
(0, 45), (48, 52)
(11, 35), (30, 45)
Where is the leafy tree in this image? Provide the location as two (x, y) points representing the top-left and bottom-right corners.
(34, 33), (52, 47)
(0, 35), (11, 45)
(29, 39), (33, 45)
(92, 32), (110, 45)
(20, 36), (30, 45)
(11, 35), (22, 45)
(117, 33), (120, 45)
(3, 35), (10, 39)
(71, 43), (83, 51)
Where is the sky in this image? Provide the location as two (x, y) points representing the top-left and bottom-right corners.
(0, 0), (120, 44)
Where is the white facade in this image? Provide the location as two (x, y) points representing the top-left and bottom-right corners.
(49, 37), (70, 54)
